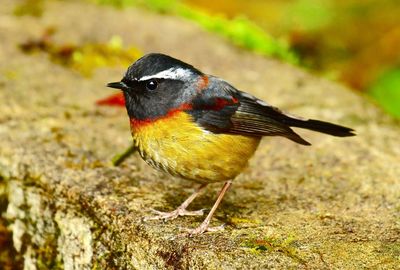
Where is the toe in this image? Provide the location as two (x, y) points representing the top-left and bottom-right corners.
(180, 223), (225, 236)
(180, 208), (205, 216)
(143, 207), (206, 222)
(143, 209), (180, 221)
(205, 224), (225, 232)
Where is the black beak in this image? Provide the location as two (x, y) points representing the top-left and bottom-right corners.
(106, 81), (128, 91)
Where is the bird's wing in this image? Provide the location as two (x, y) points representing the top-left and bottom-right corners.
(189, 79), (312, 145)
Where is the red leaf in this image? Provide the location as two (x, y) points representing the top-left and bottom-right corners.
(96, 93), (125, 107)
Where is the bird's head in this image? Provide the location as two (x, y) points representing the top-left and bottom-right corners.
(107, 53), (205, 121)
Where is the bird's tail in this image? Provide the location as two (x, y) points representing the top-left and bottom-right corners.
(284, 117), (355, 137)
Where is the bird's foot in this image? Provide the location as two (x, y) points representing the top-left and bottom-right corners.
(144, 207), (205, 221)
(181, 222), (225, 236)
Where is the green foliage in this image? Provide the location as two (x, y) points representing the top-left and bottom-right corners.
(180, 8), (298, 64)
(67, 36), (142, 76)
(284, 0), (334, 31)
(368, 68), (400, 118)
(95, 0), (400, 119)
(94, 0), (298, 64)
(20, 30), (142, 77)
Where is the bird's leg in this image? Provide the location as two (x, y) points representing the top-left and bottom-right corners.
(144, 184), (208, 221)
(184, 180), (232, 236)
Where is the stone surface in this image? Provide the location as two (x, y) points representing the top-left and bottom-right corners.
(1, 0), (400, 269)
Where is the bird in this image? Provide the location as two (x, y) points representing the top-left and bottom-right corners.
(107, 53), (355, 235)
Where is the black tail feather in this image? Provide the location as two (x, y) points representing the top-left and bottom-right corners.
(286, 118), (355, 137)
(284, 131), (312, 146)
(253, 104), (356, 138)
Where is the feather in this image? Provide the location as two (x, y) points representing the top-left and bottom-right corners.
(189, 79), (354, 145)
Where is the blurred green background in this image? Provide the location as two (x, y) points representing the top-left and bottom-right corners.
(15, 0), (400, 117)
(105, 0), (400, 118)
(183, 0), (400, 118)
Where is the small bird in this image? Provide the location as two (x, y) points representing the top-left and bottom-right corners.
(107, 53), (355, 235)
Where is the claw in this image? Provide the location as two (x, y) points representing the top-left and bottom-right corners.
(144, 184), (208, 222)
(146, 181), (231, 236)
(179, 181), (232, 236)
(182, 208), (206, 216)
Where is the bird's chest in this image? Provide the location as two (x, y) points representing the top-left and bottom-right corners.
(131, 111), (260, 182)
(131, 112), (199, 176)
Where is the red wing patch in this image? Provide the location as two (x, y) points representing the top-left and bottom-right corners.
(197, 75), (209, 92)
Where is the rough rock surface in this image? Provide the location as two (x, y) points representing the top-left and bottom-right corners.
(1, 1), (399, 269)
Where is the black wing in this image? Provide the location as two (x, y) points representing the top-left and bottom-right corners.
(189, 79), (355, 146)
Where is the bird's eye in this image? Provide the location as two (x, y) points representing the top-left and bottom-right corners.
(146, 80), (158, 91)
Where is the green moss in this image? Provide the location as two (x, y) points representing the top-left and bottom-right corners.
(379, 242), (400, 261)
(35, 240), (63, 270)
(94, 0), (298, 64)
(242, 234), (306, 264)
(228, 217), (262, 226)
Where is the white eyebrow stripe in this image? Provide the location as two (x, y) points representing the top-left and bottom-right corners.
(138, 68), (193, 81)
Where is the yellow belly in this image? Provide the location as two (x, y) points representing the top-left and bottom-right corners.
(132, 111), (261, 183)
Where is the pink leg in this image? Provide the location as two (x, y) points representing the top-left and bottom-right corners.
(185, 180), (232, 236)
(144, 184), (208, 221)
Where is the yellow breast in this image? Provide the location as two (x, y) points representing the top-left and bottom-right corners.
(131, 111), (261, 183)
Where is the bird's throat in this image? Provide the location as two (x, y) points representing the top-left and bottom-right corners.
(129, 103), (193, 130)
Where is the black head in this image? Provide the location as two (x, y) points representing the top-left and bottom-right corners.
(107, 53), (203, 120)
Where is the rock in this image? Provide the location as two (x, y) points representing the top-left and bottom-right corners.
(1, 1), (399, 269)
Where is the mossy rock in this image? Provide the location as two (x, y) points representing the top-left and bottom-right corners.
(1, 0), (399, 269)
